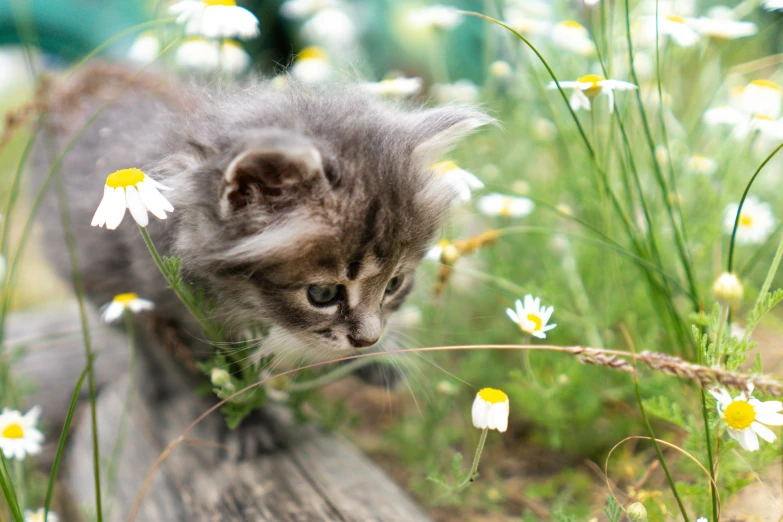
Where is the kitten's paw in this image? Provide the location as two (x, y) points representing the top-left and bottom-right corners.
(353, 361), (403, 389)
(217, 406), (290, 460)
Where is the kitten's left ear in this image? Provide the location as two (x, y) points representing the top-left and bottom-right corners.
(411, 107), (495, 164)
(220, 132), (324, 215)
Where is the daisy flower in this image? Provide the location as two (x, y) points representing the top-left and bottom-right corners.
(169, 0), (260, 40)
(763, 0), (783, 10)
(690, 7), (757, 40)
(0, 406), (44, 460)
(472, 388), (509, 432)
(710, 386), (783, 451)
(279, 0), (341, 20)
(642, 14), (699, 47)
(686, 154), (718, 176)
(127, 31), (161, 64)
(741, 79), (783, 120)
(723, 196), (776, 245)
(220, 40), (252, 74)
(551, 20), (595, 55)
(430, 161), (484, 203)
(506, 295), (556, 339)
(406, 5), (462, 31)
(548, 74), (637, 112)
(362, 77), (422, 98)
(91, 168), (173, 230)
(431, 79), (480, 103)
(300, 8), (357, 50)
(503, 7), (551, 36)
(101, 293), (155, 323)
(426, 239), (460, 265)
(477, 193), (534, 218)
(489, 61), (512, 79)
(177, 37), (250, 73)
(290, 46), (331, 83)
(23, 508), (59, 522)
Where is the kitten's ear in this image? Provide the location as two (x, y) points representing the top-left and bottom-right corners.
(411, 108), (495, 164)
(220, 134), (324, 215)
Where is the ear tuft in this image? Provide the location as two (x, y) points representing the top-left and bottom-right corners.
(411, 108), (495, 165)
(220, 133), (323, 215)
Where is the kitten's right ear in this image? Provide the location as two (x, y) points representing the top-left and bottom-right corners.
(220, 135), (324, 216)
(411, 107), (495, 165)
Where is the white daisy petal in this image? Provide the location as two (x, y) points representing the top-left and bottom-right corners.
(125, 185), (149, 227)
(756, 411), (783, 426)
(101, 293), (155, 324)
(105, 187), (128, 230)
(752, 421), (777, 443)
(755, 400), (783, 414)
(709, 387), (733, 407)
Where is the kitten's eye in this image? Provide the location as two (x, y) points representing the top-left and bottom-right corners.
(308, 284), (339, 306)
(385, 275), (404, 295)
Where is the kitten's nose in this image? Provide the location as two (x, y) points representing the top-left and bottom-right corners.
(348, 335), (378, 348)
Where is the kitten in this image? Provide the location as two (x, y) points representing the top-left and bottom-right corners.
(35, 64), (490, 387)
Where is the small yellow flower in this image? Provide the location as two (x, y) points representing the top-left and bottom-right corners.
(687, 154), (718, 176)
(23, 508), (59, 522)
(91, 168), (173, 230)
(551, 20), (595, 55)
(363, 77), (422, 98)
(169, 0), (260, 40)
(477, 193), (534, 218)
(0, 406), (44, 460)
(101, 293), (155, 323)
(549, 74), (637, 112)
(406, 5), (462, 31)
(430, 161), (484, 203)
(290, 46), (331, 83)
(710, 386), (783, 451)
(506, 295), (556, 339)
(723, 196), (776, 245)
(472, 388), (509, 432)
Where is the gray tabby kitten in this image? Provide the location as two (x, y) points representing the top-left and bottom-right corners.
(36, 65), (489, 391)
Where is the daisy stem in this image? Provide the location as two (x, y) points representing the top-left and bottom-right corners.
(0, 451), (23, 522)
(137, 226), (221, 341)
(697, 319), (718, 522)
(12, 459), (23, 514)
(453, 427), (489, 496)
(632, 374), (690, 522)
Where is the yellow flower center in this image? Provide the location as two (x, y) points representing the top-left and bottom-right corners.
(431, 160), (457, 175)
(665, 14), (686, 24)
(478, 387), (508, 404)
(298, 46), (328, 61)
(724, 400), (755, 430)
(739, 212), (754, 227)
(1, 423), (24, 439)
(113, 293), (140, 305)
(526, 313), (543, 332)
(106, 168), (145, 189)
(204, 0), (236, 6)
(577, 74), (605, 96)
(560, 20), (584, 29)
(222, 40), (243, 50)
(499, 198), (514, 217)
(749, 79), (782, 92)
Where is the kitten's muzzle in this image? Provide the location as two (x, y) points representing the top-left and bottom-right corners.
(347, 335), (378, 349)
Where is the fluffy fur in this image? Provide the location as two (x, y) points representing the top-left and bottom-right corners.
(35, 66), (490, 363)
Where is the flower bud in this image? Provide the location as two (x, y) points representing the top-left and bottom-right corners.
(440, 243), (461, 266)
(489, 60), (512, 78)
(712, 272), (744, 305)
(211, 368), (231, 388)
(626, 502), (648, 522)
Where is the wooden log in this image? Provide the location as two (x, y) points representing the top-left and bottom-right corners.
(7, 305), (433, 522)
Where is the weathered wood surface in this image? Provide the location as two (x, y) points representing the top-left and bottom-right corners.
(8, 304), (433, 522)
